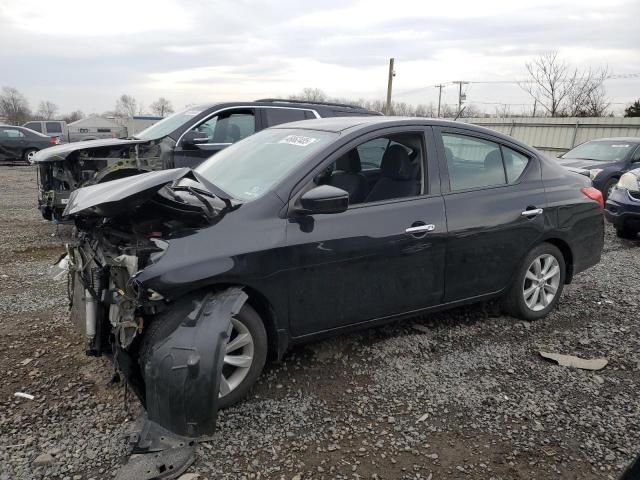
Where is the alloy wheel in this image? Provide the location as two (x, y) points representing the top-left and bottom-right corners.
(522, 254), (561, 312)
(27, 150), (37, 163)
(219, 317), (254, 398)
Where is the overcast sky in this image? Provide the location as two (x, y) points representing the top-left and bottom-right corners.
(1, 0), (639, 115)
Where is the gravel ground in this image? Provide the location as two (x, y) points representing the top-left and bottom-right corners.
(0, 164), (638, 480)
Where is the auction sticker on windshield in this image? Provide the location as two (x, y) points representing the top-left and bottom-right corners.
(278, 135), (319, 147)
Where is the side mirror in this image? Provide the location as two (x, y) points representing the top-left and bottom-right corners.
(298, 185), (349, 215)
(182, 130), (209, 147)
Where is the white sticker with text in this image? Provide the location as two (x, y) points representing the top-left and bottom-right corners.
(278, 135), (319, 147)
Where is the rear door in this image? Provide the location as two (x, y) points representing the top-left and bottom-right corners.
(0, 127), (27, 159)
(434, 126), (546, 301)
(285, 126), (447, 337)
(173, 108), (259, 168)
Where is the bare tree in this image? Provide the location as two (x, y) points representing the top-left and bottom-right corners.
(0, 86), (31, 125)
(521, 51), (609, 117)
(62, 110), (84, 123)
(289, 88), (328, 102)
(459, 104), (481, 118)
(150, 97), (174, 117)
(37, 100), (59, 120)
(565, 68), (610, 116)
(115, 94), (138, 117)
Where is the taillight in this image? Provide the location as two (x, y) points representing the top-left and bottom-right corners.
(581, 186), (604, 209)
(49, 137), (60, 145)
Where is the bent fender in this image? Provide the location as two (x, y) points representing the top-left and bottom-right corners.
(143, 287), (248, 438)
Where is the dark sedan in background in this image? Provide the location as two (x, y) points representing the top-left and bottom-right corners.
(556, 137), (640, 199)
(58, 116), (604, 473)
(605, 168), (640, 239)
(0, 125), (59, 163)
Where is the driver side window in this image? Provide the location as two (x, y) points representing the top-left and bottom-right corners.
(191, 110), (256, 144)
(316, 133), (424, 205)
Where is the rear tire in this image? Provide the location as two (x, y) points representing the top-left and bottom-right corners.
(139, 295), (267, 409)
(23, 148), (38, 164)
(502, 243), (566, 321)
(616, 226), (638, 240)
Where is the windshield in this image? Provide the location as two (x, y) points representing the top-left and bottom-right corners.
(133, 107), (205, 140)
(563, 141), (636, 162)
(195, 128), (338, 201)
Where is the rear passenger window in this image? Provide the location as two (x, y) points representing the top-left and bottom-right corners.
(502, 146), (529, 182)
(46, 122), (62, 134)
(264, 108), (309, 126)
(442, 134), (506, 190)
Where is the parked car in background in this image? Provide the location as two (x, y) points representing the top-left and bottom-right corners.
(0, 125), (59, 163)
(556, 137), (640, 200)
(23, 120), (67, 142)
(59, 117), (604, 458)
(32, 99), (381, 220)
(605, 168), (640, 239)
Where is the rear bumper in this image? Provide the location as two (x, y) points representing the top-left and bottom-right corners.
(605, 188), (640, 230)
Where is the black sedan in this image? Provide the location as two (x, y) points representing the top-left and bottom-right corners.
(556, 137), (640, 199)
(605, 168), (640, 239)
(0, 125), (58, 163)
(59, 117), (604, 466)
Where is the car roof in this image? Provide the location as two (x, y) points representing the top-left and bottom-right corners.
(581, 137), (640, 143)
(188, 100), (378, 114)
(271, 116), (526, 143)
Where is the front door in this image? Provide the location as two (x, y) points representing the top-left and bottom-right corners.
(435, 127), (547, 302)
(285, 127), (447, 338)
(173, 108), (258, 168)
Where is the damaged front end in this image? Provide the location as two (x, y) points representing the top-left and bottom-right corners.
(59, 168), (244, 477)
(34, 137), (172, 221)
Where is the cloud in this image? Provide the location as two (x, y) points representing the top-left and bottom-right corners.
(0, 0), (638, 113)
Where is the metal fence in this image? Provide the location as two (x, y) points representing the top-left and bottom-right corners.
(461, 117), (640, 157)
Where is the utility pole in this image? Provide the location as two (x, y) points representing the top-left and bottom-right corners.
(435, 84), (445, 118)
(385, 58), (395, 115)
(452, 81), (468, 116)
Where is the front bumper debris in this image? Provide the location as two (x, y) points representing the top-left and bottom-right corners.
(116, 288), (248, 479)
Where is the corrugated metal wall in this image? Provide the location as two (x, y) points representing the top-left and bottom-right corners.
(461, 117), (640, 157)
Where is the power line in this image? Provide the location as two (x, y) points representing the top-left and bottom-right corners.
(393, 73), (640, 98)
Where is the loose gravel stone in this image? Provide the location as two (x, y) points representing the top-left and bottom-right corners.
(1, 165), (638, 479)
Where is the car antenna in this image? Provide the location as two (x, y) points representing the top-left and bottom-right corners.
(454, 106), (466, 121)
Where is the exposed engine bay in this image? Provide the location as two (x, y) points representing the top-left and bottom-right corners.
(36, 138), (172, 221)
(57, 169), (242, 478)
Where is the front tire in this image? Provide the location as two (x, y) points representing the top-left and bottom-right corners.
(139, 298), (267, 410)
(503, 243), (566, 321)
(616, 226), (638, 240)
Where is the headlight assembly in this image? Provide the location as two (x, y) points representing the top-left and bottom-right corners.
(618, 172), (640, 192)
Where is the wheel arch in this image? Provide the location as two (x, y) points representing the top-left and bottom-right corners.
(173, 282), (284, 361)
(542, 237), (574, 284)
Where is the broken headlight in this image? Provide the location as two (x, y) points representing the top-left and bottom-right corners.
(618, 172), (640, 192)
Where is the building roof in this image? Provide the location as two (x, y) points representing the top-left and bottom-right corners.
(68, 116), (121, 128)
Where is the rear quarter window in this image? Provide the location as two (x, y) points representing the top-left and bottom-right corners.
(501, 146), (529, 182)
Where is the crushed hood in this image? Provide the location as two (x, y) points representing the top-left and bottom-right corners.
(63, 168), (192, 217)
(32, 138), (147, 163)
